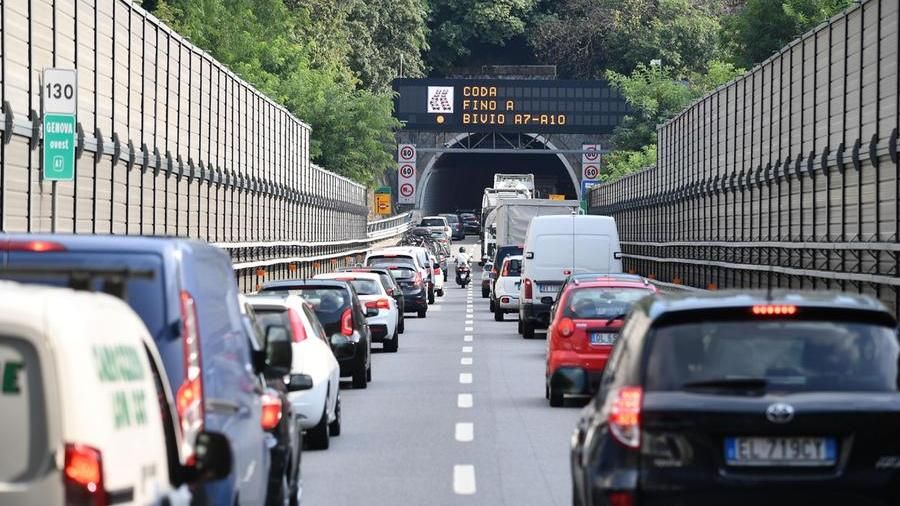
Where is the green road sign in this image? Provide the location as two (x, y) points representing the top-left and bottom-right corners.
(375, 186), (391, 195)
(42, 113), (76, 181)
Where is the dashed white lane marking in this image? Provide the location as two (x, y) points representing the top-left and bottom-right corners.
(429, 305), (442, 311)
(459, 372), (473, 384)
(462, 346), (473, 353)
(454, 465), (476, 495)
(461, 357), (473, 365)
(465, 326), (474, 331)
(455, 422), (474, 442)
(458, 393), (473, 408)
(465, 320), (474, 325)
(464, 335), (473, 342)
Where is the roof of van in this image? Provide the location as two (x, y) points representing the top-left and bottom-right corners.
(0, 233), (221, 256)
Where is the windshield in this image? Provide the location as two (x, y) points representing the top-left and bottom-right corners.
(501, 258), (522, 277)
(645, 321), (900, 392)
(562, 287), (650, 319)
(420, 218), (445, 226)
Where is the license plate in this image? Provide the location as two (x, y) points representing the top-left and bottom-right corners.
(725, 437), (837, 466)
(539, 284), (560, 293)
(589, 332), (617, 345)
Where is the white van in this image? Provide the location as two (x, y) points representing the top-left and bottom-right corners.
(0, 282), (214, 506)
(518, 215), (623, 338)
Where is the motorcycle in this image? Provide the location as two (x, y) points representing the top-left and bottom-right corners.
(456, 263), (471, 288)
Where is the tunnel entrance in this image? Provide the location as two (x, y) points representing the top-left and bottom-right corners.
(418, 134), (578, 213)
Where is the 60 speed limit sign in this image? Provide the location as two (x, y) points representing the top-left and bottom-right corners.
(399, 164), (415, 179)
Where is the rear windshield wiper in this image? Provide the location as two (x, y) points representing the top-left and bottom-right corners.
(601, 313), (628, 326)
(681, 378), (768, 391)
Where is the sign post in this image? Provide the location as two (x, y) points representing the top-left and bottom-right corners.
(42, 69), (78, 232)
(397, 144), (417, 205)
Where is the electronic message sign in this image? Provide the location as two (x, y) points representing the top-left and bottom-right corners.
(393, 78), (629, 134)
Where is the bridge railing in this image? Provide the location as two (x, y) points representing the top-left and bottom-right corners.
(589, 0), (900, 313)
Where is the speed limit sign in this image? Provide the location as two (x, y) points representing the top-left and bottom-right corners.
(582, 144), (599, 164)
(399, 164), (415, 179)
(583, 164), (599, 180)
(398, 144), (416, 162)
(400, 183), (414, 197)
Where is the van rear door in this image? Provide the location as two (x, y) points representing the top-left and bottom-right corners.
(572, 218), (618, 274)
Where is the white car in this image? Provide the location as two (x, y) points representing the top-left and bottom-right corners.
(367, 246), (435, 305)
(493, 255), (523, 321)
(419, 215), (452, 241)
(315, 272), (401, 352)
(247, 294), (342, 450)
(481, 261), (494, 298)
(0, 282), (201, 506)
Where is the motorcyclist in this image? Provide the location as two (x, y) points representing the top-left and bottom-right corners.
(455, 247), (471, 286)
(454, 246), (471, 267)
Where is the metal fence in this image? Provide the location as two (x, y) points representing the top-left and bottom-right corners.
(589, 0), (900, 312)
(0, 0), (410, 289)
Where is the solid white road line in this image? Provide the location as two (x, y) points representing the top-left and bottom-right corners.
(459, 372), (473, 384)
(453, 465), (477, 495)
(457, 393), (473, 408)
(455, 422), (474, 442)
(462, 346), (473, 352)
(461, 357), (473, 365)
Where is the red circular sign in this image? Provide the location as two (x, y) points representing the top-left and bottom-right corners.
(400, 183), (415, 197)
(399, 145), (416, 161)
(584, 146), (599, 161)
(583, 165), (599, 179)
(399, 164), (415, 178)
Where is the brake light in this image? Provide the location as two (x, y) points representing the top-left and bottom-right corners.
(523, 278), (533, 299)
(341, 308), (353, 336)
(557, 317), (575, 337)
(287, 309), (308, 343)
(260, 392), (283, 431)
(608, 386), (643, 449)
(414, 272), (424, 287)
(751, 304), (797, 316)
(3, 239), (66, 252)
(365, 298), (391, 310)
(607, 491), (635, 506)
(177, 291), (204, 463)
(435, 267), (442, 276)
(64, 444), (107, 506)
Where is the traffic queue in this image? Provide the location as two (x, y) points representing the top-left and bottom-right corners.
(0, 232), (452, 506)
(479, 207), (900, 504)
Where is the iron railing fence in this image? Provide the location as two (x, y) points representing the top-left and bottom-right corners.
(589, 0), (900, 313)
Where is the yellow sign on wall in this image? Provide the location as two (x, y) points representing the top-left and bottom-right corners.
(375, 193), (391, 215)
(548, 194), (565, 201)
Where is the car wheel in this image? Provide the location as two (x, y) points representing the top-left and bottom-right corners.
(398, 316), (405, 334)
(417, 309), (427, 318)
(437, 289), (444, 297)
(307, 405), (330, 450)
(549, 385), (564, 407)
(522, 320), (535, 340)
(352, 366), (367, 389)
(518, 319), (523, 335)
(494, 307), (503, 321)
(573, 483), (584, 506)
(329, 393), (341, 437)
(428, 290), (435, 305)
(366, 364), (372, 382)
(385, 331), (399, 352)
(489, 299), (495, 312)
(482, 288), (489, 298)
(545, 383), (550, 400)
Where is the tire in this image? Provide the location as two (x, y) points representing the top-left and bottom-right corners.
(428, 287), (435, 305)
(518, 319), (523, 335)
(545, 383), (550, 400)
(329, 393), (341, 437)
(494, 307), (504, 321)
(549, 385), (564, 407)
(398, 316), (405, 334)
(522, 320), (535, 340)
(489, 300), (495, 312)
(266, 473), (289, 506)
(417, 309), (427, 318)
(482, 288), (489, 298)
(366, 364), (372, 382)
(307, 405), (330, 450)
(352, 366), (367, 389)
(385, 330), (399, 352)
(437, 289), (444, 297)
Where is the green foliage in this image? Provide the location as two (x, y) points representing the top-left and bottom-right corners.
(427, 0), (538, 73)
(722, 0), (852, 68)
(603, 145), (658, 182)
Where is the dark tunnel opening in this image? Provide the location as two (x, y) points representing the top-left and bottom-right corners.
(421, 151), (577, 214)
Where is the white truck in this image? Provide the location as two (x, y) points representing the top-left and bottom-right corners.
(481, 190), (531, 262)
(493, 173), (535, 197)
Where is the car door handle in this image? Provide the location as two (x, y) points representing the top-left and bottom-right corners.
(206, 398), (241, 415)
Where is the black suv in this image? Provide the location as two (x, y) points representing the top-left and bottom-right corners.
(338, 266), (406, 333)
(571, 290), (900, 506)
(260, 279), (373, 388)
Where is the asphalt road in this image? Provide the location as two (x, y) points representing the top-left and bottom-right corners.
(301, 239), (581, 506)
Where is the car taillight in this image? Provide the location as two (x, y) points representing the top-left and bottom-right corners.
(523, 278), (533, 299)
(2, 239), (66, 252)
(177, 290), (204, 463)
(287, 309), (308, 343)
(414, 272), (424, 287)
(260, 392), (283, 431)
(609, 386), (643, 449)
(341, 307), (354, 336)
(751, 304), (797, 316)
(64, 444), (107, 506)
(607, 491), (635, 506)
(435, 267), (442, 276)
(365, 298), (391, 310)
(557, 317), (575, 337)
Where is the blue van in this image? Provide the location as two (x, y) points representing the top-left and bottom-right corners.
(0, 235), (271, 506)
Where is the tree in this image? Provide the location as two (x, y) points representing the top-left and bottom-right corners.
(722, 0), (852, 68)
(426, 0), (539, 73)
(603, 145), (657, 182)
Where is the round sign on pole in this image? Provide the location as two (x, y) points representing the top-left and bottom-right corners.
(399, 145), (416, 162)
(400, 183), (415, 197)
(399, 164), (415, 179)
(583, 164), (599, 180)
(584, 147), (599, 162)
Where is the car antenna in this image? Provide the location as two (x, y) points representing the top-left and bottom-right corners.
(765, 265), (774, 301)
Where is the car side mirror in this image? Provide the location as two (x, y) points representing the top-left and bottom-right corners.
(190, 431), (233, 482)
(286, 373), (314, 392)
(365, 306), (379, 317)
(489, 272), (497, 280)
(265, 325), (293, 376)
(330, 334), (355, 359)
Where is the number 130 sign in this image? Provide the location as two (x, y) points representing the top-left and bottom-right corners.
(43, 69), (78, 115)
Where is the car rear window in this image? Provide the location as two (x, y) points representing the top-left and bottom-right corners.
(387, 267), (415, 280)
(645, 321), (900, 393)
(420, 218), (444, 226)
(264, 288), (350, 312)
(368, 256), (415, 268)
(348, 279), (380, 295)
(502, 259), (522, 277)
(563, 287), (650, 319)
(253, 309), (290, 329)
(442, 215), (459, 223)
(0, 335), (48, 483)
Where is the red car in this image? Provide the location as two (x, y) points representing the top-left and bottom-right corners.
(545, 274), (657, 407)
